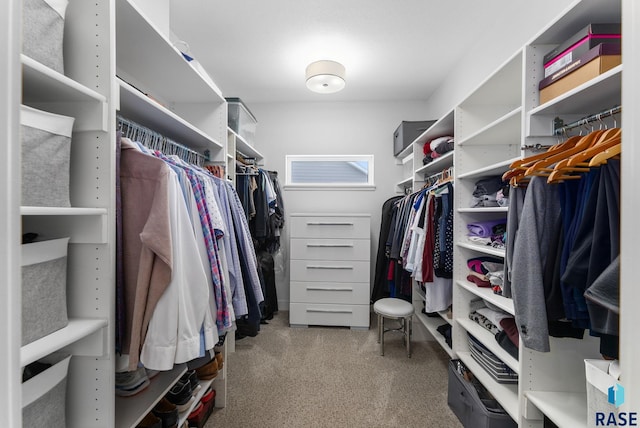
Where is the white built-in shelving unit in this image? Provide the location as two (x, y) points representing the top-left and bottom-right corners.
(394, 0), (632, 426)
(16, 1), (117, 427)
(228, 127), (264, 186)
(114, 0), (230, 426)
(2, 0), (236, 426)
(394, 109), (456, 351)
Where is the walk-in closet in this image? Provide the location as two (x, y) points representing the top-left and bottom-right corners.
(3, 0), (638, 426)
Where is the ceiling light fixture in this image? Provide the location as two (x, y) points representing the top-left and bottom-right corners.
(305, 60), (346, 94)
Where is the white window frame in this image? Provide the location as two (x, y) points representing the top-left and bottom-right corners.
(284, 154), (375, 190)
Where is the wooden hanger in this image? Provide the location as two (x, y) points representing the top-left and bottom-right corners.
(565, 127), (621, 167)
(588, 142), (621, 167)
(523, 130), (604, 177)
(546, 128), (621, 183)
(502, 135), (582, 183)
(511, 135), (581, 169)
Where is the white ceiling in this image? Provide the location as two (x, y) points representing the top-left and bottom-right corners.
(169, 1), (519, 104)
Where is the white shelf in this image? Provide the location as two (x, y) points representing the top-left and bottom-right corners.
(396, 143), (413, 159)
(458, 107), (522, 146)
(457, 317), (519, 373)
(415, 151), (454, 176)
(115, 364), (187, 428)
(440, 311), (453, 326)
(118, 79), (222, 152)
(457, 241), (506, 258)
(115, 0), (224, 105)
(20, 207), (107, 216)
(20, 318), (107, 367)
(457, 207), (509, 214)
(457, 352), (519, 422)
(415, 109), (455, 145)
(525, 391), (587, 428)
(457, 157), (519, 179)
(177, 377), (215, 426)
(400, 152), (414, 165)
(230, 128), (263, 160)
(21, 55), (107, 104)
(415, 311), (455, 358)
(21, 54), (108, 132)
(529, 65), (622, 117)
(396, 176), (413, 188)
(22, 211), (108, 244)
(457, 280), (515, 315)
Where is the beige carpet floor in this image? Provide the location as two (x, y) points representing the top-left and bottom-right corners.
(206, 311), (463, 428)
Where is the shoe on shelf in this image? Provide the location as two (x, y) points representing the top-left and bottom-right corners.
(214, 351), (223, 370)
(166, 379), (195, 413)
(152, 397), (179, 428)
(180, 369), (201, 394)
(146, 369), (160, 380)
(136, 412), (162, 428)
(195, 358), (218, 380)
(186, 402), (206, 428)
(214, 333), (226, 347)
(116, 367), (150, 397)
(200, 387), (216, 419)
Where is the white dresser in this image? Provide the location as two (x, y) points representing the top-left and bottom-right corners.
(289, 213), (371, 329)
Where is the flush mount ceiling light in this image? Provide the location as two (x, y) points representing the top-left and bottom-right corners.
(305, 60), (346, 94)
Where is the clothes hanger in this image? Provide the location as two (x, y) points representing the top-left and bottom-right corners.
(523, 129), (604, 177)
(588, 142), (621, 166)
(564, 127), (621, 167)
(502, 135), (582, 183)
(546, 128), (621, 183)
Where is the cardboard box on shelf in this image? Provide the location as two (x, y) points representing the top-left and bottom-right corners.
(539, 54), (621, 105)
(539, 43), (621, 91)
(543, 23), (621, 78)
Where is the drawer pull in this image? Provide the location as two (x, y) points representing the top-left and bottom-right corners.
(306, 243), (354, 248)
(306, 308), (353, 314)
(306, 265), (354, 270)
(306, 286), (354, 292)
(306, 222), (354, 226)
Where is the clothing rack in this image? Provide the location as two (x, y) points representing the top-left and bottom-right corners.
(117, 115), (207, 166)
(553, 105), (621, 136)
(424, 166), (454, 188)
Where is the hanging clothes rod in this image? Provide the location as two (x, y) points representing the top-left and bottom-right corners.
(117, 115), (207, 166)
(424, 166), (454, 188)
(553, 105), (621, 136)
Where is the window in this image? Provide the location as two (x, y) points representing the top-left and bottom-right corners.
(285, 155), (375, 188)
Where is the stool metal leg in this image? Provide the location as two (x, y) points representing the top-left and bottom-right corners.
(405, 316), (412, 358)
(379, 315), (384, 356)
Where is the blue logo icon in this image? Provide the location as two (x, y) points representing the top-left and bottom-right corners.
(608, 383), (625, 408)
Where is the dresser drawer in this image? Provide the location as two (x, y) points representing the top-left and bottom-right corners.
(290, 303), (370, 328)
(290, 281), (370, 304)
(290, 238), (370, 261)
(290, 215), (370, 239)
(290, 260), (370, 283)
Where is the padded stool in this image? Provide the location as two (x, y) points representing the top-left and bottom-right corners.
(373, 298), (414, 357)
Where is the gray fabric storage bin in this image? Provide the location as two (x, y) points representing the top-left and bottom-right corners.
(448, 359), (517, 428)
(21, 237), (70, 346)
(585, 359), (621, 428)
(21, 105), (74, 207)
(23, 0), (68, 73)
(22, 354), (71, 428)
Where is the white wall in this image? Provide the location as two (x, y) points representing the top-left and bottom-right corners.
(423, 0), (575, 119)
(248, 0), (577, 313)
(250, 101), (429, 308)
